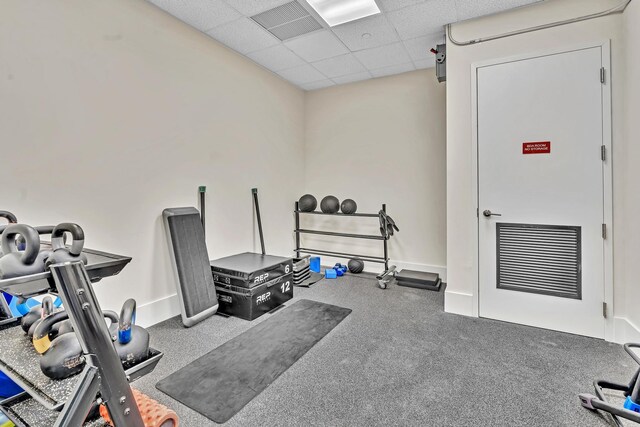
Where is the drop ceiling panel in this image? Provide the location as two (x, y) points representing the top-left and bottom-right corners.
(301, 79), (335, 90)
(284, 30), (349, 62)
(331, 14), (399, 52)
(167, 0), (241, 32)
(148, 0), (543, 90)
(224, 0), (292, 15)
(455, 0), (541, 21)
(403, 34), (443, 62)
(377, 0), (424, 12)
(247, 45), (306, 71)
(370, 62), (415, 78)
(277, 64), (327, 84)
(332, 71), (373, 84)
(206, 18), (280, 54)
(354, 42), (412, 70)
(312, 54), (367, 78)
(387, 0), (458, 39)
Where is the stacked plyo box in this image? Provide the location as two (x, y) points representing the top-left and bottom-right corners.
(210, 252), (293, 321)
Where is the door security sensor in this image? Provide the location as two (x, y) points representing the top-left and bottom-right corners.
(430, 44), (447, 83)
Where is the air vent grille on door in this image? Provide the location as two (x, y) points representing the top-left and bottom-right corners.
(496, 223), (582, 299)
(251, 1), (323, 41)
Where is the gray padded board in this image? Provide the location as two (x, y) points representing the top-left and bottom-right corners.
(163, 207), (218, 327)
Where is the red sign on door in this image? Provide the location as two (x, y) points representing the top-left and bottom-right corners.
(522, 141), (551, 154)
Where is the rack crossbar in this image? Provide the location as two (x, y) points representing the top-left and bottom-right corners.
(295, 229), (385, 240)
(297, 248), (388, 264)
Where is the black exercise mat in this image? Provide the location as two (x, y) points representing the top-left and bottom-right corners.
(156, 299), (351, 423)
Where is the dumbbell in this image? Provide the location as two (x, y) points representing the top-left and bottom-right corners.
(333, 263), (348, 277)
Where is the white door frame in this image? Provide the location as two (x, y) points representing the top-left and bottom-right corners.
(469, 40), (614, 341)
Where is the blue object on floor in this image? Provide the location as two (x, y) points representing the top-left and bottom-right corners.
(0, 371), (23, 399)
(624, 396), (640, 413)
(325, 269), (337, 279)
(310, 257), (321, 273)
(333, 264), (347, 276)
(7, 295), (62, 317)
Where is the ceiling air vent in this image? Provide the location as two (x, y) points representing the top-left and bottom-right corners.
(251, 1), (323, 41)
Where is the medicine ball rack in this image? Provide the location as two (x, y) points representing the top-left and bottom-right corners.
(294, 202), (394, 277)
(0, 246), (163, 427)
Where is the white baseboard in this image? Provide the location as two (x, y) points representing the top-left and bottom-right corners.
(137, 293), (180, 328)
(389, 260), (447, 282)
(614, 317), (640, 344)
(444, 290), (475, 317)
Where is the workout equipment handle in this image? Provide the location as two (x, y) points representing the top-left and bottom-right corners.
(252, 188), (266, 255)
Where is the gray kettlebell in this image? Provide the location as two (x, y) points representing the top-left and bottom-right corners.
(0, 212), (18, 256)
(27, 296), (56, 338)
(45, 223), (88, 268)
(0, 224), (49, 279)
(0, 211), (18, 227)
(114, 299), (150, 368)
(33, 310), (119, 380)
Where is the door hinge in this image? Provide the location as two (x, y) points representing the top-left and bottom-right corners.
(601, 145), (606, 161)
(602, 224), (607, 239)
(603, 302), (608, 319)
(600, 67), (606, 84)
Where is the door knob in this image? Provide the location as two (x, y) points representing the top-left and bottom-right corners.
(483, 210), (502, 217)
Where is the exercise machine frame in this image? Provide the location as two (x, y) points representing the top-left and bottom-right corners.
(579, 343), (640, 426)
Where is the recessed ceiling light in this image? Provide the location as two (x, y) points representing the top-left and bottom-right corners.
(306, 0), (381, 27)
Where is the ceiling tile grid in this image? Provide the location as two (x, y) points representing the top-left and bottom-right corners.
(147, 0), (542, 90)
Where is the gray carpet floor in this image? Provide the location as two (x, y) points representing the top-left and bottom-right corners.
(135, 274), (634, 426)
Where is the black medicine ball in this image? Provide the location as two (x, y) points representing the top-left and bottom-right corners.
(299, 194), (317, 212)
(320, 196), (340, 214)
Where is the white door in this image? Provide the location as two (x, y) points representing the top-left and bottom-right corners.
(477, 47), (606, 338)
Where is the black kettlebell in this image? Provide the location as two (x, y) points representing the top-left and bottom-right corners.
(0, 224), (49, 279)
(33, 310), (119, 380)
(20, 300), (48, 334)
(45, 223), (88, 268)
(114, 299), (150, 368)
(26, 296), (56, 338)
(0, 211), (18, 225)
(0, 212), (18, 247)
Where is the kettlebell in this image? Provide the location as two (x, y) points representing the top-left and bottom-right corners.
(0, 224), (49, 279)
(114, 299), (150, 368)
(0, 212), (18, 254)
(26, 296), (55, 338)
(19, 296), (63, 333)
(45, 223), (88, 268)
(33, 310), (120, 380)
(0, 211), (18, 225)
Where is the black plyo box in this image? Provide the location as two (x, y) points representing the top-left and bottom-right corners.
(210, 252), (293, 289)
(215, 273), (293, 320)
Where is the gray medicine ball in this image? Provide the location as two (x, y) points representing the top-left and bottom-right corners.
(298, 194), (317, 212)
(340, 199), (357, 214)
(348, 258), (364, 274)
(320, 196), (340, 214)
